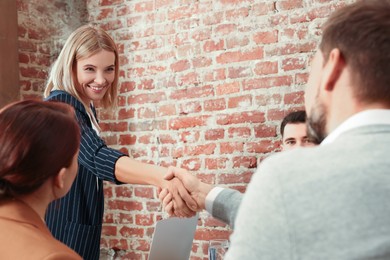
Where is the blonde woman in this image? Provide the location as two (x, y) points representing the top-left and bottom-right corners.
(44, 24), (196, 260)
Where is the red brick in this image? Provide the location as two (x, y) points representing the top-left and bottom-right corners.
(183, 143), (217, 156)
(205, 129), (225, 140)
(180, 131), (200, 143)
(171, 59), (190, 72)
(253, 30), (278, 44)
(146, 201), (161, 212)
(194, 229), (231, 241)
(169, 116), (209, 130)
(243, 76), (293, 90)
(204, 98), (226, 112)
(192, 28), (212, 41)
(215, 24), (237, 35)
(170, 85), (214, 100)
(117, 213), (133, 224)
(102, 225), (117, 236)
(296, 72), (309, 85)
(107, 239), (128, 250)
(218, 171), (253, 184)
(282, 57), (306, 71)
(205, 158), (229, 170)
(179, 101), (202, 114)
(215, 82), (240, 96)
(179, 72), (200, 86)
(203, 12), (224, 25)
(168, 5), (198, 20)
(247, 140), (279, 153)
(216, 47), (263, 64)
(254, 125), (277, 138)
(225, 7), (250, 19)
(226, 36), (250, 49)
(137, 79), (155, 90)
(228, 66), (252, 79)
(228, 127), (251, 138)
(182, 158), (202, 170)
(203, 216), (228, 228)
(119, 134), (136, 145)
(220, 142), (244, 154)
(138, 134), (153, 144)
(232, 156), (257, 168)
(203, 39), (225, 52)
(254, 61), (278, 75)
(135, 1), (153, 12)
(134, 187), (155, 199)
(228, 95), (252, 109)
(128, 92), (166, 104)
(217, 111), (265, 125)
(119, 226), (144, 237)
(192, 56), (212, 68)
(252, 2), (274, 15)
(157, 104), (176, 117)
(96, 8), (114, 20)
(135, 214), (154, 226)
(138, 107), (156, 119)
(266, 42), (317, 56)
(115, 186), (132, 198)
(276, 0), (303, 10)
(107, 200), (143, 211)
(100, 0), (123, 6)
(20, 67), (47, 79)
(284, 91), (305, 105)
(118, 108), (135, 120)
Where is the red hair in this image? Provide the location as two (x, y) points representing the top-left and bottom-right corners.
(0, 100), (80, 197)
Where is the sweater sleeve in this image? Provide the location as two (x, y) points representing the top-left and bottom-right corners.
(212, 188), (243, 228)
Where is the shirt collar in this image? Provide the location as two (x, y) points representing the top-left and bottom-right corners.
(321, 109), (390, 145)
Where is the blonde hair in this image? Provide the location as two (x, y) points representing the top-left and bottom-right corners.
(44, 24), (119, 111)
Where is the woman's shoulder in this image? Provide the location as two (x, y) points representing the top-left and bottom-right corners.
(45, 91), (86, 114)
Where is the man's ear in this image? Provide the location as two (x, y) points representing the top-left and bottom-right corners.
(321, 48), (345, 92)
(53, 168), (67, 189)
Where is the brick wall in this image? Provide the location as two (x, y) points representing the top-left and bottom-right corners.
(17, 0), (355, 259)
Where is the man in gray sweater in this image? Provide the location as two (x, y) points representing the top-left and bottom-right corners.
(161, 0), (390, 259)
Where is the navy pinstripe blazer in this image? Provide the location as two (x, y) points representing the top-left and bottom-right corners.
(45, 90), (125, 260)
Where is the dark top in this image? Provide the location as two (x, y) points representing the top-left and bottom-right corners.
(45, 90), (125, 260)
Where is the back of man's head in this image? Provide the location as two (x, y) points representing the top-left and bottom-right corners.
(319, 0), (390, 105)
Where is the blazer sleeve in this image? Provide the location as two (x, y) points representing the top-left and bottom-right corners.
(76, 109), (126, 184)
(212, 188), (243, 228)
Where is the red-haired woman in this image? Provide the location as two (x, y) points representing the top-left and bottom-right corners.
(0, 100), (82, 259)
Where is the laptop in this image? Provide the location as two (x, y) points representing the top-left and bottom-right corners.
(149, 214), (198, 260)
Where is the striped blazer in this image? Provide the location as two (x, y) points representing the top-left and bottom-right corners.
(45, 90), (125, 260)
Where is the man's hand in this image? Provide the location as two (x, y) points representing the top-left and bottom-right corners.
(159, 166), (213, 216)
(161, 177), (197, 218)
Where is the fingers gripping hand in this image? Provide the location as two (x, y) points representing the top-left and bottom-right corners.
(159, 188), (174, 216)
(168, 178), (196, 218)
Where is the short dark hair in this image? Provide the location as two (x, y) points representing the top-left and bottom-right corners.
(0, 100), (80, 198)
(280, 110), (306, 137)
(319, 0), (390, 104)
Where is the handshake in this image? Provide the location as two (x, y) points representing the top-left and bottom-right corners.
(158, 167), (214, 218)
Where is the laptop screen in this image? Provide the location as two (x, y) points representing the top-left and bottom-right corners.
(149, 214), (198, 260)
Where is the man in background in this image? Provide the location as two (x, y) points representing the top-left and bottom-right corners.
(280, 110), (319, 150)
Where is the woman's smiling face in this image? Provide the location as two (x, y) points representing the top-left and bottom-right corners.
(75, 49), (116, 104)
